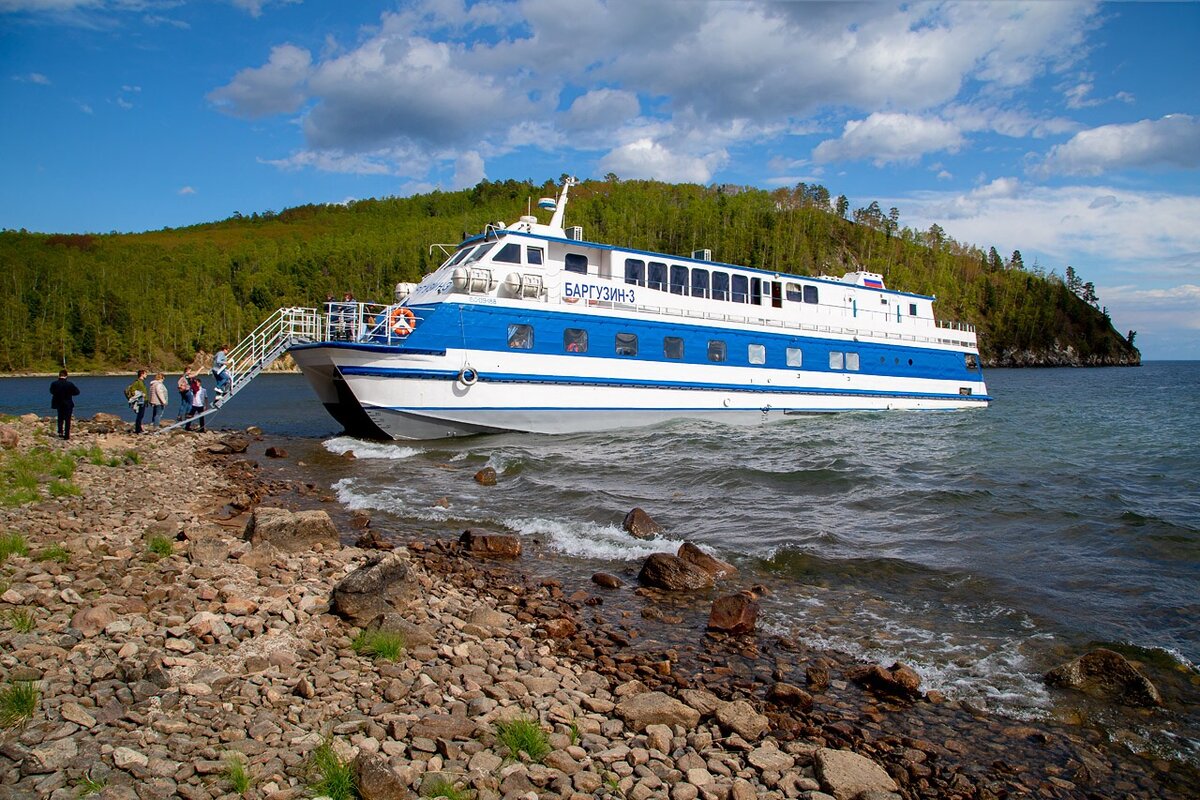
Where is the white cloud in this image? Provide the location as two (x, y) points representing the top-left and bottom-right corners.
(260, 150), (394, 176)
(0, 0), (100, 11)
(228, 0), (299, 18)
(12, 72), (51, 84)
(208, 44), (311, 118)
(301, 31), (537, 152)
(563, 89), (640, 133)
(212, 0), (1108, 182)
(1040, 114), (1200, 176)
(1102, 282), (1200, 359)
(451, 151), (485, 190)
(900, 184), (1200, 267)
(598, 138), (725, 183)
(813, 113), (964, 165)
(178, 185), (195, 195)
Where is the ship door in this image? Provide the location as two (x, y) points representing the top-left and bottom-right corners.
(771, 281), (782, 308)
(750, 278), (762, 305)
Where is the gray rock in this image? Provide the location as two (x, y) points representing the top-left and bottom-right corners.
(458, 529), (521, 558)
(70, 605), (117, 637)
(813, 748), (898, 800)
(715, 700), (770, 740)
(623, 507), (663, 540)
(637, 553), (714, 591)
(244, 506), (340, 553)
(677, 542), (736, 579)
(616, 691), (701, 732)
(1045, 648), (1163, 707)
(353, 752), (408, 800)
(331, 552), (412, 625)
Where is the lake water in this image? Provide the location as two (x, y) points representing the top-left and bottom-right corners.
(4, 363), (1198, 764)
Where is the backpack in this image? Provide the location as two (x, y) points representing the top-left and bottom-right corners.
(125, 382), (144, 408)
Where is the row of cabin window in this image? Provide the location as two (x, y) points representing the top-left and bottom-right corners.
(507, 323), (869, 371)
(619, 258), (815, 307)
(462, 244), (922, 318)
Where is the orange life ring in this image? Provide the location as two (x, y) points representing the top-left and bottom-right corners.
(390, 306), (416, 336)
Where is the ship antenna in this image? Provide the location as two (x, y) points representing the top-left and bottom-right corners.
(548, 175), (576, 231)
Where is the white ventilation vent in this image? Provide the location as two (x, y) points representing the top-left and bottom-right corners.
(566, 226), (584, 241)
(692, 248), (712, 261)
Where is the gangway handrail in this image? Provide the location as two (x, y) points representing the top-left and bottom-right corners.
(156, 306), (325, 434)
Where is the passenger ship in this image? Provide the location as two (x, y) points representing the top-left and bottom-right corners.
(291, 179), (989, 440)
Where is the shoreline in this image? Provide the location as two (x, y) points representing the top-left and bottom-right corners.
(0, 414), (1195, 799)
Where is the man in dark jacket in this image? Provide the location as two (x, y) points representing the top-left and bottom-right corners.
(49, 369), (80, 440)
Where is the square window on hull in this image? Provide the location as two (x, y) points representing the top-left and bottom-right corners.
(508, 324), (533, 349)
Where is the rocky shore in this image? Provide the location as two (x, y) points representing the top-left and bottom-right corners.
(0, 415), (1193, 800)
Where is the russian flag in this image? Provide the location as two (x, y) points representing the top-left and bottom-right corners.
(863, 278), (884, 289)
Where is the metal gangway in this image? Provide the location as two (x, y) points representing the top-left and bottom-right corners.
(157, 306), (326, 433)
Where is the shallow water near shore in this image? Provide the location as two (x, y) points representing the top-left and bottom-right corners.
(4, 362), (1199, 768)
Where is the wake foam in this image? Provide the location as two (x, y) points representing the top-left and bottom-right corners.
(323, 436), (422, 460)
(503, 516), (683, 561)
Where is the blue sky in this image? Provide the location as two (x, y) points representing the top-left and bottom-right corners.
(3, 1), (1198, 359)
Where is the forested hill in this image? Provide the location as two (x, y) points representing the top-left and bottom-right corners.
(0, 177), (1138, 373)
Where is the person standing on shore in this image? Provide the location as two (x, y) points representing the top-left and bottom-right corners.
(49, 369), (80, 440)
(125, 369), (148, 434)
(176, 369), (192, 421)
(185, 377), (207, 432)
(147, 372), (168, 426)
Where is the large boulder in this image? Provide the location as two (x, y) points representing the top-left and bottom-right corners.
(69, 605), (117, 638)
(458, 529), (521, 558)
(615, 691), (701, 732)
(207, 435), (250, 455)
(715, 699), (771, 740)
(332, 552), (413, 625)
(352, 752), (409, 800)
(766, 682), (814, 710)
(1044, 648), (1162, 707)
(637, 553), (714, 591)
(707, 592), (759, 634)
(846, 662), (922, 699)
(244, 506), (340, 553)
(623, 507), (663, 540)
(814, 748), (899, 800)
(678, 542), (737, 579)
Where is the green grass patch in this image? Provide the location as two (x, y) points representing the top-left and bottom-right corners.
(0, 532), (29, 563)
(0, 447), (81, 505)
(420, 776), (472, 800)
(48, 480), (82, 498)
(7, 608), (35, 633)
(34, 544), (70, 563)
(307, 741), (357, 800)
(0, 681), (39, 727)
(146, 535), (174, 558)
(223, 753), (252, 796)
(73, 776), (107, 797)
(351, 629), (406, 661)
(69, 444), (128, 468)
(493, 716), (551, 763)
